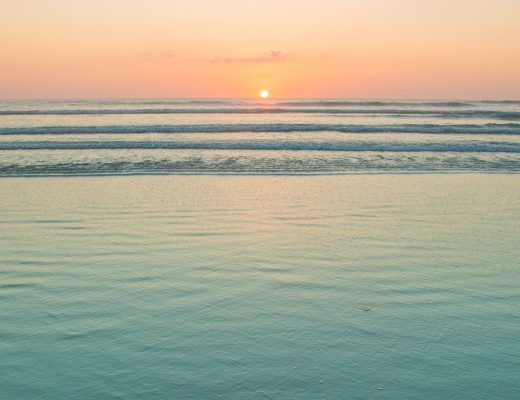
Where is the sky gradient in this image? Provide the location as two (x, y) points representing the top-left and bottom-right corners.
(1, 0), (519, 99)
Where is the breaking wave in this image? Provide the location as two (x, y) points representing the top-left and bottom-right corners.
(2, 140), (519, 153)
(2, 98), (520, 176)
(2, 108), (520, 120)
(2, 123), (520, 136)
(276, 101), (475, 107)
(2, 151), (519, 176)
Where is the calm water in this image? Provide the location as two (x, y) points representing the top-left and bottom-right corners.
(1, 174), (519, 399)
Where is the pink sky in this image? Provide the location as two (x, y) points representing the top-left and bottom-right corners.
(1, 0), (519, 99)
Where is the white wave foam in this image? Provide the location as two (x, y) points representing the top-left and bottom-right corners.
(2, 123), (520, 135)
(2, 139), (519, 153)
(1, 109), (519, 120)
(1, 151), (519, 176)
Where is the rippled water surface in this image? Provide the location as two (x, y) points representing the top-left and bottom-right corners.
(1, 175), (519, 399)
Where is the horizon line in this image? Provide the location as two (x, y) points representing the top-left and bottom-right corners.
(1, 96), (520, 102)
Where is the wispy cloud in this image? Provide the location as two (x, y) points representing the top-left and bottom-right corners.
(210, 50), (294, 64)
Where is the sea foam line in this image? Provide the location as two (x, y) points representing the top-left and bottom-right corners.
(2, 140), (519, 153)
(2, 153), (520, 177)
(2, 123), (520, 135)
(1, 108), (520, 120)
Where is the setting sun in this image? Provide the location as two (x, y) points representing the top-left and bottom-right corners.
(260, 90), (269, 98)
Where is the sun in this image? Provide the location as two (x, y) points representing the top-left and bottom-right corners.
(260, 89), (269, 98)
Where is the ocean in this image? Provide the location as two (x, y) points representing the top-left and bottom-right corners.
(1, 100), (520, 399)
(1, 98), (520, 175)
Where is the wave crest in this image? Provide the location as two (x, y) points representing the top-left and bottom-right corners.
(2, 123), (520, 136)
(2, 139), (519, 153)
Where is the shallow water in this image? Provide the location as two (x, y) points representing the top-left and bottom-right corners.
(1, 174), (519, 399)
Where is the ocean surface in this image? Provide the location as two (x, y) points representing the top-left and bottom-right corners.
(1, 98), (520, 175)
(1, 100), (520, 399)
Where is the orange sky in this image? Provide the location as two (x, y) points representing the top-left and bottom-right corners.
(1, 0), (519, 99)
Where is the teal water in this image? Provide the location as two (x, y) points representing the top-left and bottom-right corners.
(1, 174), (519, 399)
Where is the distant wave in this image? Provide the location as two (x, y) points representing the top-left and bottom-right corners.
(3, 98), (520, 177)
(2, 123), (520, 135)
(2, 108), (519, 120)
(276, 101), (474, 107)
(2, 99), (518, 109)
(2, 140), (519, 153)
(481, 100), (520, 105)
